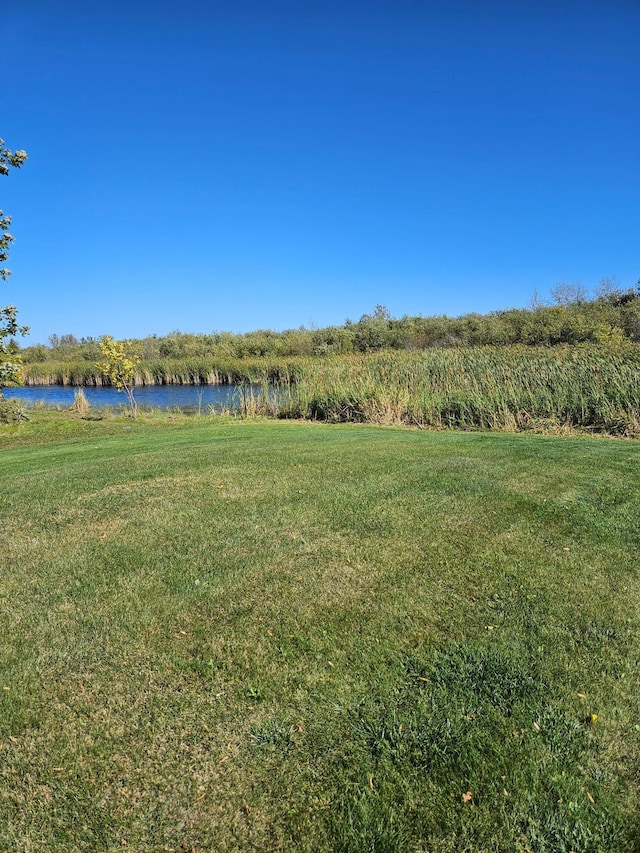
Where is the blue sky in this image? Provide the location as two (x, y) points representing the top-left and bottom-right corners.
(3, 0), (639, 344)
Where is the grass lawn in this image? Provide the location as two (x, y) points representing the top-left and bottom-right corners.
(1, 414), (639, 852)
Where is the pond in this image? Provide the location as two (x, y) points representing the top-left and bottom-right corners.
(4, 384), (252, 412)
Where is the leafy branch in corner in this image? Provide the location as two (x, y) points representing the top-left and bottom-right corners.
(1, 138), (29, 392)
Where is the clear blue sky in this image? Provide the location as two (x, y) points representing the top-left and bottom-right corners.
(3, 0), (639, 344)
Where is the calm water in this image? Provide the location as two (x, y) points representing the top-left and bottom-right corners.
(5, 384), (250, 412)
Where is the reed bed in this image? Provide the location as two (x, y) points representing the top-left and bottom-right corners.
(22, 357), (306, 387)
(20, 346), (640, 435)
(277, 345), (640, 435)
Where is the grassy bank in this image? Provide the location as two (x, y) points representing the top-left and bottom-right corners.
(1, 414), (639, 851)
(19, 344), (640, 435)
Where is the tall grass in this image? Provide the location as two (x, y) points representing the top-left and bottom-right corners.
(22, 357), (305, 387)
(278, 345), (640, 434)
(70, 388), (90, 415)
(21, 345), (640, 434)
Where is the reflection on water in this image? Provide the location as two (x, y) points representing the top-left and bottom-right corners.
(5, 384), (249, 411)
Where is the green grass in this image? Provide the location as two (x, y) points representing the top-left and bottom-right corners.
(1, 414), (639, 851)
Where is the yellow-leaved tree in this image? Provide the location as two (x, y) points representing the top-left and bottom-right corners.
(98, 335), (140, 418)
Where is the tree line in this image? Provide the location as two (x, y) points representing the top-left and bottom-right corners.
(16, 284), (640, 366)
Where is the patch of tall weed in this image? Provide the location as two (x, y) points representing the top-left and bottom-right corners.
(70, 387), (90, 414)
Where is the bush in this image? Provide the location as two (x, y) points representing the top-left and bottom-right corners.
(0, 397), (30, 424)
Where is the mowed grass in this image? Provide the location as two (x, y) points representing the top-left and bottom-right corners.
(1, 415), (639, 852)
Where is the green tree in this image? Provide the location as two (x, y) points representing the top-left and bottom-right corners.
(98, 335), (140, 418)
(1, 138), (28, 392)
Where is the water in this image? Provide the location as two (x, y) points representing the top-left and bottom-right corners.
(4, 384), (249, 412)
